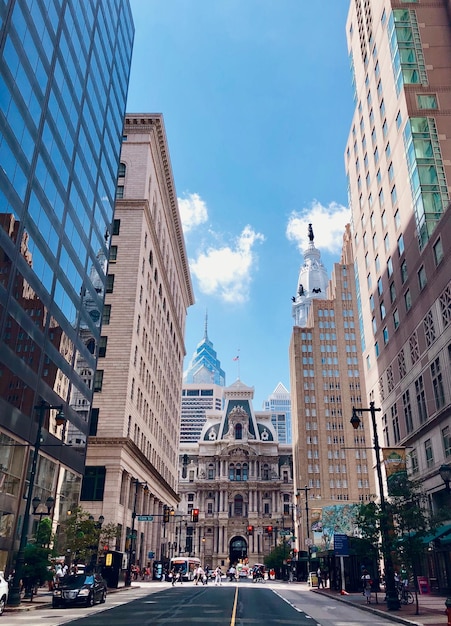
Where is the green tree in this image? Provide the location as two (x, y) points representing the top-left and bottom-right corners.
(57, 507), (120, 566)
(264, 541), (291, 572)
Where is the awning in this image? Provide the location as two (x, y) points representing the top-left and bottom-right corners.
(422, 523), (451, 544)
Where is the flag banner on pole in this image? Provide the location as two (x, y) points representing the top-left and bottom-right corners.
(382, 447), (407, 495)
(233, 356), (239, 361)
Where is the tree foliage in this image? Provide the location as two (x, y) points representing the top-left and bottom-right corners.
(57, 506), (120, 565)
(264, 540), (291, 570)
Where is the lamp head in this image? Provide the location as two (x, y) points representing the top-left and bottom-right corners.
(350, 407), (361, 430)
(439, 463), (451, 487)
(32, 496), (41, 512)
(55, 408), (66, 427)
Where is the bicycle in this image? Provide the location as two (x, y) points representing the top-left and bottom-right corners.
(397, 584), (414, 605)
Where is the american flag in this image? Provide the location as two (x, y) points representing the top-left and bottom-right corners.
(233, 355), (239, 361)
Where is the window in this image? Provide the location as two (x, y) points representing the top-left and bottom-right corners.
(385, 142), (391, 158)
(417, 94), (438, 110)
(418, 266), (427, 290)
(402, 390), (413, 433)
(375, 255), (380, 273)
(98, 336), (108, 357)
(409, 448), (419, 474)
(401, 260), (408, 283)
(102, 305), (111, 325)
(424, 439), (434, 468)
(94, 370), (104, 392)
(396, 111), (402, 128)
(433, 238), (443, 265)
(375, 341), (380, 357)
(404, 289), (412, 312)
(373, 147), (379, 164)
(116, 185), (124, 199)
(109, 245), (118, 263)
(384, 233), (390, 252)
(390, 185), (397, 205)
(379, 99), (385, 117)
(390, 282), (396, 303)
(387, 257), (393, 278)
(106, 274), (115, 293)
(397, 235), (404, 256)
(80, 466), (106, 501)
(415, 375), (428, 424)
(383, 326), (389, 344)
(394, 210), (400, 230)
(431, 357), (445, 411)
(388, 162), (394, 182)
(377, 277), (383, 295)
(112, 219), (121, 236)
(443, 426), (451, 458)
(118, 162), (126, 177)
(382, 119), (388, 137)
(380, 301), (386, 319)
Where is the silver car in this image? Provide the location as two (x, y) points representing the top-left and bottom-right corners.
(0, 572), (9, 615)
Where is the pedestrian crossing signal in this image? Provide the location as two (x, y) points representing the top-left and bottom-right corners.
(265, 525), (273, 536)
(191, 508), (199, 522)
(247, 525), (254, 535)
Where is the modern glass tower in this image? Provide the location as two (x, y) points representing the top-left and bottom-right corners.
(263, 382), (292, 444)
(0, 0), (134, 572)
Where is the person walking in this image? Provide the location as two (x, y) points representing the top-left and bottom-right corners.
(361, 568), (372, 604)
(317, 567), (324, 589)
(214, 566), (222, 586)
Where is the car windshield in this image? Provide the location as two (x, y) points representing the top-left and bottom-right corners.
(62, 575), (93, 589)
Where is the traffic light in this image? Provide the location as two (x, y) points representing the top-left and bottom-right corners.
(191, 508), (199, 523)
(265, 525), (273, 536)
(247, 525), (254, 536)
(163, 506), (170, 523)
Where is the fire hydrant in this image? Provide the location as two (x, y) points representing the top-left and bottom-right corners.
(445, 596), (451, 625)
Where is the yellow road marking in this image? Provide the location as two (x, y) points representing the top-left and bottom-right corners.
(230, 585), (239, 625)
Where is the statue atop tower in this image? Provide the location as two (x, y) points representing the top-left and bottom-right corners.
(291, 223), (328, 327)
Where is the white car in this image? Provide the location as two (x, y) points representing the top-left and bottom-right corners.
(0, 571), (9, 615)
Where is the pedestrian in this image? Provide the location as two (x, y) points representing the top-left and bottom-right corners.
(361, 568), (372, 604)
(317, 567), (324, 589)
(228, 565), (236, 582)
(170, 568), (175, 586)
(214, 566), (222, 586)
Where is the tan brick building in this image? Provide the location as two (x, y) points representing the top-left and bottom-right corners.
(290, 226), (376, 555)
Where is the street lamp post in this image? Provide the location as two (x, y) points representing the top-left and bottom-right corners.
(32, 496), (55, 547)
(298, 486), (311, 573)
(125, 479), (147, 586)
(88, 514), (105, 569)
(351, 402), (400, 611)
(8, 400), (65, 606)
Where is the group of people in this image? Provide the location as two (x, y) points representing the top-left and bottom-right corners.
(169, 565), (223, 587)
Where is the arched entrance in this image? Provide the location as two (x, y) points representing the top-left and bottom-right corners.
(229, 536), (247, 565)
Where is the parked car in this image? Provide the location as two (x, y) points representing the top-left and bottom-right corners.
(0, 572), (8, 615)
(52, 573), (107, 608)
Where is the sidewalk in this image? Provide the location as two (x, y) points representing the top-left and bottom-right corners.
(4, 584), (130, 613)
(313, 587), (448, 626)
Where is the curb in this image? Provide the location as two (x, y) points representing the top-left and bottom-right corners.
(313, 590), (424, 626)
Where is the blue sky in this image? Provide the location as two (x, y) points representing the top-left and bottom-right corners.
(126, 0), (354, 407)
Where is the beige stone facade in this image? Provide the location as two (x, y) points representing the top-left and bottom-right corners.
(177, 380), (295, 573)
(81, 114), (194, 568)
(345, 1), (451, 511)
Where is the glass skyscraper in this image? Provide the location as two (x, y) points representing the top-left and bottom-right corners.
(0, 0), (133, 572)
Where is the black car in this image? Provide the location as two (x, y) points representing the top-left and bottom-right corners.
(52, 573), (107, 608)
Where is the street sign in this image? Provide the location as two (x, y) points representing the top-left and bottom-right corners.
(137, 515), (154, 522)
(334, 533), (349, 556)
(148, 551), (155, 559)
(279, 530), (291, 536)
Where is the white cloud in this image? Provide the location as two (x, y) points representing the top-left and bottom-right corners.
(189, 225), (265, 303)
(178, 192), (208, 233)
(286, 200), (350, 254)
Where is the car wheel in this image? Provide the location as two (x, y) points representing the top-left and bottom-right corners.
(52, 599), (60, 609)
(100, 590), (106, 603)
(86, 593), (95, 607)
(0, 597), (5, 615)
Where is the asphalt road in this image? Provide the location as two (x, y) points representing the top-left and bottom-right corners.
(67, 585), (313, 625)
(2, 582), (401, 626)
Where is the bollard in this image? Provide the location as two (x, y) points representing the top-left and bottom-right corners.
(445, 597), (451, 626)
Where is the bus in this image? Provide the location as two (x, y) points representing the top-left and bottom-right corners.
(169, 557), (201, 581)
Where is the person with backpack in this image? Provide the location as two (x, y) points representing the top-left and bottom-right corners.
(361, 568), (372, 604)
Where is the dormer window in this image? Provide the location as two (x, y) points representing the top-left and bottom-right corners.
(235, 423), (243, 439)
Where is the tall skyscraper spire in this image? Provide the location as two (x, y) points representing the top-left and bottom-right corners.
(292, 223), (329, 327)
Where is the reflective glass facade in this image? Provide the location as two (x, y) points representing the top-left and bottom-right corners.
(0, 0), (133, 570)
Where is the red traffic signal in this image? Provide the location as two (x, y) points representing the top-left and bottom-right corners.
(191, 508), (199, 522)
(265, 525), (273, 536)
(247, 525), (254, 535)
